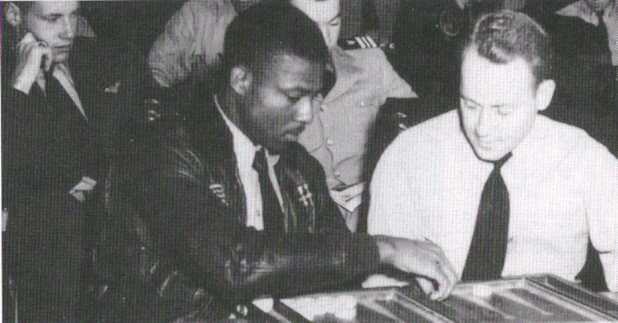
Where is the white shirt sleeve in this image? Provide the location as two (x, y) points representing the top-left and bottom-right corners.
(367, 134), (422, 240)
(582, 143), (618, 292)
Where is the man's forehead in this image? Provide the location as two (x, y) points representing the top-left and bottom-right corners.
(461, 50), (536, 99)
(270, 54), (323, 89)
(31, 1), (79, 16)
(291, 0), (339, 23)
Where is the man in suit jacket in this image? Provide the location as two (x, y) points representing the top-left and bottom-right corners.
(94, 3), (458, 321)
(1, 2), (148, 321)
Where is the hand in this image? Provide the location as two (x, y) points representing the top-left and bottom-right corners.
(375, 235), (458, 300)
(13, 33), (53, 94)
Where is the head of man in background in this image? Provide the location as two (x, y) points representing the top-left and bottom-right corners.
(584, 0), (614, 11)
(290, 0), (341, 49)
(5, 1), (79, 64)
(459, 10), (555, 162)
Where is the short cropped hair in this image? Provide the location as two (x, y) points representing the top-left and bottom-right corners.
(465, 10), (553, 84)
(221, 1), (329, 86)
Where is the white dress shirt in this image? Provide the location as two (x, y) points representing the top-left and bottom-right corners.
(215, 97), (283, 231)
(368, 110), (618, 292)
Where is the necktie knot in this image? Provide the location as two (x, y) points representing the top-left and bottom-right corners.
(252, 148), (268, 173)
(493, 152), (512, 171)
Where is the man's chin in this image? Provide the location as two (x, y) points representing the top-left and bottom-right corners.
(472, 145), (509, 162)
(52, 53), (70, 63)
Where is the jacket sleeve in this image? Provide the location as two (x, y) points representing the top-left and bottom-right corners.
(129, 131), (380, 308)
(1, 85), (83, 197)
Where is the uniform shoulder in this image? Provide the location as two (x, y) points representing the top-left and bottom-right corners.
(344, 47), (390, 68)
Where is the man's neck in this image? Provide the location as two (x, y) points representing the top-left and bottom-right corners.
(217, 90), (245, 132)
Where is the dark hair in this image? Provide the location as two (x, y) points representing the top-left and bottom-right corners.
(465, 10), (553, 84)
(220, 1), (329, 87)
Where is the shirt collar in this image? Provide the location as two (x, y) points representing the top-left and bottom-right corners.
(512, 114), (549, 159)
(214, 95), (279, 167)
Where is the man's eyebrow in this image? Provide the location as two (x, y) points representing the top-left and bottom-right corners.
(41, 8), (79, 19)
(460, 95), (481, 106)
(42, 13), (63, 19)
(328, 13), (341, 24)
(461, 95), (511, 108)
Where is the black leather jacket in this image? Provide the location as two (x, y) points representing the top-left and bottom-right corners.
(92, 101), (380, 321)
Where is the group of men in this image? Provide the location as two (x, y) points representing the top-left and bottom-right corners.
(2, 0), (616, 322)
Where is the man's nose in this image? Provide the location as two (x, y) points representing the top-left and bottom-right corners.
(60, 17), (76, 39)
(293, 96), (314, 125)
(320, 27), (333, 48)
(475, 108), (494, 137)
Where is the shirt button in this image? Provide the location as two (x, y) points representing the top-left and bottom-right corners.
(326, 138), (334, 146)
(334, 171), (341, 177)
(256, 211), (261, 217)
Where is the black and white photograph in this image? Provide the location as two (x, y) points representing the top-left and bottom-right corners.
(1, 0), (616, 321)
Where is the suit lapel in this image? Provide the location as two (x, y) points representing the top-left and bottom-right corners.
(195, 101), (247, 224)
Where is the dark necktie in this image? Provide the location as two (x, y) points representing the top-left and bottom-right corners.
(461, 153), (512, 282)
(253, 148), (285, 234)
(322, 63), (336, 97)
(44, 67), (71, 112)
(595, 11), (611, 59)
(596, 11), (608, 45)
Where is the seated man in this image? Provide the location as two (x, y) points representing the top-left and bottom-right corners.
(368, 10), (617, 291)
(1, 1), (147, 321)
(295, 0), (417, 232)
(94, 3), (457, 321)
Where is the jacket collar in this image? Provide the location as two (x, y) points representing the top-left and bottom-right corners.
(323, 46), (363, 104)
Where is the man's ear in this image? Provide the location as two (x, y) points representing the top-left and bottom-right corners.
(5, 3), (24, 27)
(230, 66), (253, 96)
(535, 79), (556, 112)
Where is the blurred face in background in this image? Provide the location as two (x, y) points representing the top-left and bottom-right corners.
(584, 0), (613, 11)
(291, 0), (341, 49)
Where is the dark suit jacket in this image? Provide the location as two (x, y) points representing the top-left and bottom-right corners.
(94, 100), (381, 321)
(1, 36), (148, 322)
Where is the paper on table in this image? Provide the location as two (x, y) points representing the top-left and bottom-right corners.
(362, 274), (410, 289)
(279, 295), (357, 321)
(329, 183), (364, 212)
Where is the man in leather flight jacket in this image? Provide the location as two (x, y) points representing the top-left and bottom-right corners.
(91, 3), (458, 321)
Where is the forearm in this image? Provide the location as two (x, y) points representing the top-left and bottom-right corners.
(210, 231), (380, 302)
(142, 175), (379, 306)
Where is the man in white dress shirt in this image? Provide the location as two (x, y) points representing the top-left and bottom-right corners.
(368, 10), (618, 292)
